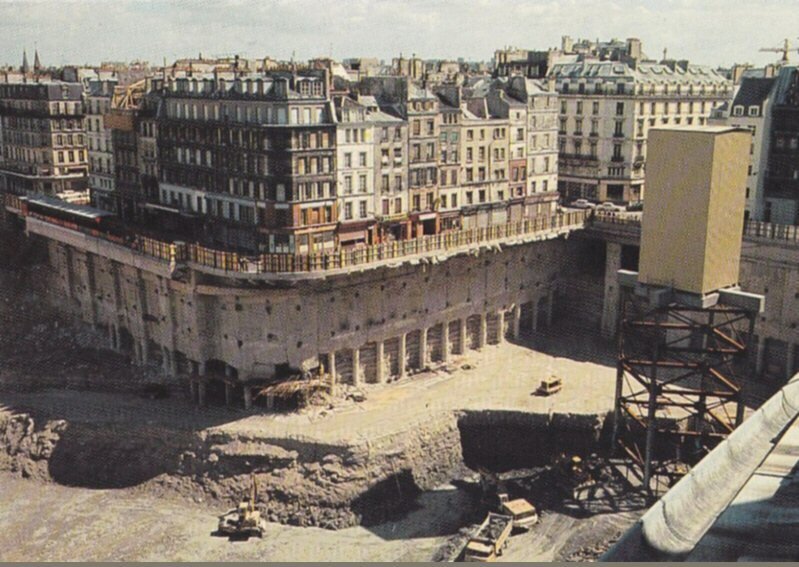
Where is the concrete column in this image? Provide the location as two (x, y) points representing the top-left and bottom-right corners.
(328, 351), (338, 394)
(532, 303), (539, 333)
(190, 381), (198, 404)
(460, 318), (467, 354)
(398, 334), (407, 379)
(139, 340), (150, 364)
(787, 342), (796, 381)
(84, 253), (98, 325)
(224, 365), (234, 380)
(168, 349), (178, 375)
(420, 327), (428, 368)
(512, 304), (521, 340)
(600, 241), (623, 339)
(546, 291), (554, 328)
(479, 314), (487, 349)
(108, 325), (116, 349)
(225, 382), (233, 406)
(133, 341), (142, 365)
(197, 381), (207, 407)
(756, 335), (767, 375)
(376, 341), (385, 384)
(352, 347), (361, 386)
(243, 386), (253, 410)
(135, 268), (150, 365)
(497, 311), (506, 344)
(197, 360), (206, 376)
(442, 323), (450, 363)
(161, 346), (170, 375)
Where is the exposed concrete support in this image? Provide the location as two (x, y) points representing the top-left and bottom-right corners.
(498, 310), (506, 344)
(197, 381), (207, 407)
(108, 324), (116, 349)
(757, 335), (767, 375)
(420, 327), (428, 368)
(376, 341), (385, 384)
(328, 351), (337, 394)
(398, 334), (407, 379)
(352, 347), (361, 387)
(479, 313), (487, 349)
(189, 381), (198, 404)
(135, 269), (150, 364)
(459, 318), (467, 354)
(63, 245), (74, 300)
(532, 301), (539, 332)
(442, 322), (450, 362)
(787, 343), (796, 381)
(546, 290), (554, 328)
(225, 382), (233, 406)
(601, 241), (623, 339)
(512, 304), (521, 339)
(243, 385), (253, 410)
(83, 252), (98, 325)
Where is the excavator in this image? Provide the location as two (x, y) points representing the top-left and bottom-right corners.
(217, 474), (267, 539)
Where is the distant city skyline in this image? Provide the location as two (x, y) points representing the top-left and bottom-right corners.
(1, 0), (798, 69)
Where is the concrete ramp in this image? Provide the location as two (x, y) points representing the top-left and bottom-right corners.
(602, 374), (799, 561)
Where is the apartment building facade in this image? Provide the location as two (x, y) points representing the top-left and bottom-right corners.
(763, 66), (799, 225)
(0, 82), (88, 197)
(550, 60), (731, 204)
(154, 70), (337, 253)
(86, 79), (117, 211)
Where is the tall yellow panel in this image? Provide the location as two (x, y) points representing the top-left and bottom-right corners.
(638, 126), (750, 296)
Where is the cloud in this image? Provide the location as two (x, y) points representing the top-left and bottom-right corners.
(0, 0), (797, 68)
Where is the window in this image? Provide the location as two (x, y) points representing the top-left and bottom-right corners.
(359, 152), (367, 166)
(748, 106), (760, 117)
(616, 102), (624, 116)
(576, 101), (583, 115)
(344, 176), (353, 194)
(344, 153), (351, 168)
(359, 200), (367, 218)
(592, 101), (599, 115)
(344, 202), (353, 220)
(359, 174), (367, 192)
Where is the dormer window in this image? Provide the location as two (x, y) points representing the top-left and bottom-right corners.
(733, 105), (744, 116)
(748, 106), (760, 117)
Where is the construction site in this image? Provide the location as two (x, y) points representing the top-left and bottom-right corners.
(2, 125), (799, 562)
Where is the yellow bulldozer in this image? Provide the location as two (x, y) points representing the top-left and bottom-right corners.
(217, 474), (267, 539)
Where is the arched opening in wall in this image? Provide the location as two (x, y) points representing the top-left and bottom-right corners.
(466, 314), (481, 350)
(117, 326), (134, 353)
(174, 351), (189, 375)
(406, 330), (422, 371)
(448, 320), (462, 355)
(621, 244), (640, 272)
(384, 338), (400, 380)
(427, 323), (444, 363)
(486, 313), (500, 345)
(537, 296), (550, 329)
(520, 301), (535, 334)
(503, 308), (514, 340)
(335, 349), (354, 385)
(360, 343), (377, 383)
(147, 339), (163, 368)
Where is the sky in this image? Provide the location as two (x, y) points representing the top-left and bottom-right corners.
(1, 0), (798, 69)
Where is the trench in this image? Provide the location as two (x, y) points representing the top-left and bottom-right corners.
(0, 406), (612, 530)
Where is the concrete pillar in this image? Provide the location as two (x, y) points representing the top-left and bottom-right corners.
(190, 381), (198, 404)
(420, 327), (428, 368)
(398, 334), (407, 379)
(756, 335), (767, 375)
(140, 339), (150, 364)
(479, 314), (487, 349)
(546, 291), (554, 328)
(376, 341), (385, 384)
(225, 382), (233, 406)
(352, 347), (361, 386)
(133, 341), (142, 365)
(328, 351), (338, 394)
(224, 365), (234, 380)
(197, 360), (206, 376)
(787, 342), (796, 381)
(84, 253), (98, 325)
(442, 323), (450, 363)
(497, 311), (506, 344)
(161, 346), (170, 375)
(460, 318), (467, 354)
(197, 381), (207, 407)
(168, 349), (178, 375)
(532, 302), (539, 333)
(243, 386), (253, 410)
(512, 304), (521, 340)
(600, 241), (623, 339)
(108, 325), (116, 349)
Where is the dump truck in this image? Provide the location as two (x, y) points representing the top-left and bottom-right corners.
(497, 493), (538, 531)
(217, 475), (267, 539)
(463, 512), (513, 562)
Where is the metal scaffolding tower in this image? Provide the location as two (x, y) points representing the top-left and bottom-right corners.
(611, 271), (762, 497)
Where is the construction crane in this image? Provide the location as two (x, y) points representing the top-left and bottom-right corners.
(759, 38), (799, 64)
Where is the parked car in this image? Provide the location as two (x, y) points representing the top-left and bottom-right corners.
(595, 201), (625, 212)
(568, 199), (595, 209)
